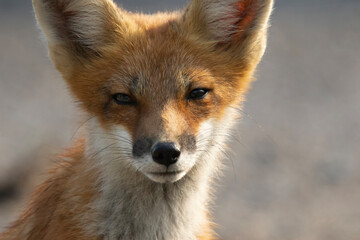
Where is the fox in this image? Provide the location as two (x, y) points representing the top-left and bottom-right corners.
(0, 0), (273, 239)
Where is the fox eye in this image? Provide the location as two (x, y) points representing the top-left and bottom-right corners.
(112, 93), (136, 105)
(188, 88), (209, 100)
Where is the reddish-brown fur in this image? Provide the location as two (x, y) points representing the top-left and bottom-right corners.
(0, 140), (99, 239)
(0, 0), (273, 239)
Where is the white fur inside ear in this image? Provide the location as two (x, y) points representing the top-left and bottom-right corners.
(65, 0), (112, 49)
(203, 0), (241, 41)
(34, 0), (117, 49)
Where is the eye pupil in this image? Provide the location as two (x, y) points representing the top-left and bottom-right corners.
(189, 89), (209, 100)
(113, 93), (136, 105)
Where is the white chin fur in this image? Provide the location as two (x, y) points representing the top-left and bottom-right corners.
(144, 171), (188, 183)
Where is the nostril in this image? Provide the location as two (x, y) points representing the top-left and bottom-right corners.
(171, 150), (180, 159)
(151, 142), (180, 167)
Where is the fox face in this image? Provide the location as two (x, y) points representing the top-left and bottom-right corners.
(33, 0), (273, 183)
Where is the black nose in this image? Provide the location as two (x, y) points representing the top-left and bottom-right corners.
(151, 142), (180, 167)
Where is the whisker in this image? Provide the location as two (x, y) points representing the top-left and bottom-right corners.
(90, 132), (133, 145)
(88, 143), (117, 160)
(70, 115), (96, 141)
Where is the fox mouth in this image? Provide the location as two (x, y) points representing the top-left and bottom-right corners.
(148, 171), (184, 176)
(145, 170), (187, 183)
(134, 152), (198, 183)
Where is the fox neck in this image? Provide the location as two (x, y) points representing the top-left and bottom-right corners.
(96, 163), (213, 240)
(84, 117), (232, 240)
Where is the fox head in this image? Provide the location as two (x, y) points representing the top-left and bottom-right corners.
(33, 0), (273, 183)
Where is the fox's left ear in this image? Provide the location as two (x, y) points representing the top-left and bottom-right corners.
(182, 0), (273, 68)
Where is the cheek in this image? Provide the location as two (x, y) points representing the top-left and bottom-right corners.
(187, 97), (216, 120)
(110, 124), (134, 149)
(195, 118), (216, 150)
(98, 105), (139, 141)
(86, 119), (134, 167)
(195, 106), (240, 149)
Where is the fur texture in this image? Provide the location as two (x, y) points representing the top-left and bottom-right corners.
(0, 0), (273, 239)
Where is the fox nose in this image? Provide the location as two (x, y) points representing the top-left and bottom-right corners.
(151, 142), (180, 167)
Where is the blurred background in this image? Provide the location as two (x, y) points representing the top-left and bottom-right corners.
(1, 0), (360, 239)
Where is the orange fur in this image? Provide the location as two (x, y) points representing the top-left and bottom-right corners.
(0, 0), (273, 239)
(0, 140), (100, 239)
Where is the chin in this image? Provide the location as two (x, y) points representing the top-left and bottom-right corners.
(144, 170), (188, 183)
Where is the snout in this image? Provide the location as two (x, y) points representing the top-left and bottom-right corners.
(151, 142), (180, 167)
(131, 136), (197, 183)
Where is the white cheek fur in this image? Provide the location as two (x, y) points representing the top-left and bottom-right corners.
(85, 120), (133, 172)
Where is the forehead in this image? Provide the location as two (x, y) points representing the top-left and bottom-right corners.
(102, 24), (210, 96)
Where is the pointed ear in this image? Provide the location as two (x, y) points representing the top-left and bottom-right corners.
(182, 0), (273, 67)
(33, 0), (128, 74)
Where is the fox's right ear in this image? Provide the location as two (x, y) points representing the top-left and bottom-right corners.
(33, 0), (131, 74)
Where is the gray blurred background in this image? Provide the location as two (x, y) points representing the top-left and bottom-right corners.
(1, 0), (360, 239)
